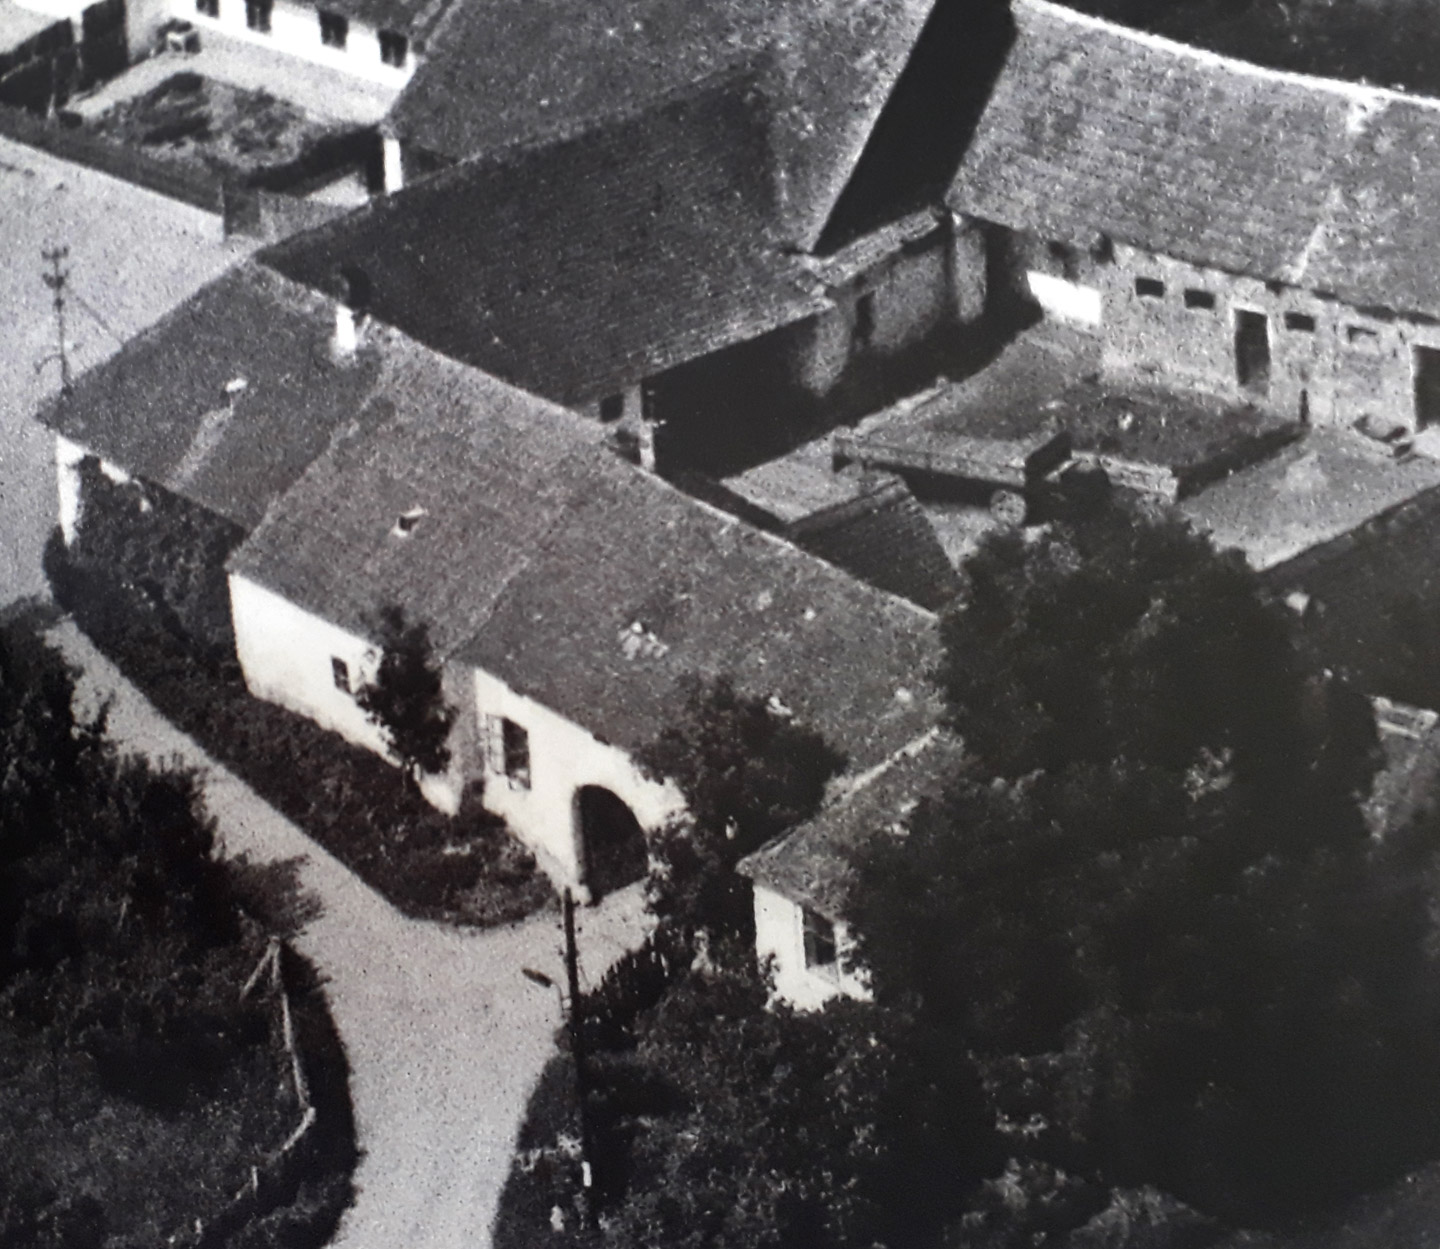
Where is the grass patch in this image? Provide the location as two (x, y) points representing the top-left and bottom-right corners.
(86, 72), (342, 180)
(47, 534), (555, 929)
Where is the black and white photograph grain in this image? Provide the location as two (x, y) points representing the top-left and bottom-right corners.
(10, 0), (1440, 1245)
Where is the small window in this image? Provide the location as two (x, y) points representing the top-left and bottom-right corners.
(1284, 312), (1317, 332)
(195, 0), (218, 16)
(378, 28), (407, 66)
(1183, 288), (1215, 311)
(245, 0), (271, 31)
(319, 9), (347, 47)
(485, 715), (531, 789)
(393, 506), (426, 537)
(331, 657), (350, 693)
(1134, 276), (1165, 299)
(1347, 324), (1380, 347)
(598, 394), (624, 422)
(855, 292), (876, 346)
(802, 907), (837, 971)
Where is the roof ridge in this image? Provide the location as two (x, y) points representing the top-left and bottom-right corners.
(1019, 0), (1440, 113)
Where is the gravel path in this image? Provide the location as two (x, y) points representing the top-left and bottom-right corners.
(51, 619), (650, 1249)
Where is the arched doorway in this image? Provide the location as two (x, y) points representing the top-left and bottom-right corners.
(577, 786), (648, 901)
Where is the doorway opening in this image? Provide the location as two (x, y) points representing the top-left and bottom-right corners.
(1414, 346), (1440, 429)
(1234, 309), (1271, 395)
(577, 787), (648, 901)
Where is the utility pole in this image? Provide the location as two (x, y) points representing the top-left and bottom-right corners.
(562, 888), (596, 1221)
(41, 245), (72, 396)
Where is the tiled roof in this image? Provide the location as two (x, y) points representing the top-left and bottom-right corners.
(388, 0), (937, 248)
(225, 349), (603, 658)
(233, 385), (941, 772)
(264, 67), (828, 405)
(950, 0), (1440, 318)
(37, 264), (410, 532)
(459, 461), (943, 770)
(738, 729), (968, 918)
(786, 475), (962, 612)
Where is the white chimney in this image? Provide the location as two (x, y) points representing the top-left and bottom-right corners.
(334, 302), (360, 357)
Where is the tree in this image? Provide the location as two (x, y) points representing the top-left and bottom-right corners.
(356, 604), (457, 788)
(637, 675), (846, 951)
(846, 504), (1440, 1226)
(587, 963), (998, 1249)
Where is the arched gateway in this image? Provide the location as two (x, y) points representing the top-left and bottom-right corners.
(577, 786), (649, 900)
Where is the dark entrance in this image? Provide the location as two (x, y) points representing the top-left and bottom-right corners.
(1234, 309), (1271, 395)
(1415, 347), (1440, 429)
(578, 787), (648, 901)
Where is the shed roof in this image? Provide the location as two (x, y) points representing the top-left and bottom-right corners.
(949, 0), (1440, 319)
(232, 390), (941, 771)
(388, 0), (937, 249)
(738, 729), (968, 918)
(265, 66), (827, 405)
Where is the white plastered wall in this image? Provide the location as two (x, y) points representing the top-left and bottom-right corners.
(470, 666), (685, 897)
(56, 433), (134, 544)
(753, 882), (870, 1011)
(173, 0), (414, 87)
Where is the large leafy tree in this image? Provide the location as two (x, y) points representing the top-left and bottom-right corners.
(637, 675), (846, 951)
(356, 604), (457, 788)
(847, 504), (1440, 1227)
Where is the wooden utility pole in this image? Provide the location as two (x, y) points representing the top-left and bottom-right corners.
(41, 244), (72, 395)
(562, 889), (596, 1219)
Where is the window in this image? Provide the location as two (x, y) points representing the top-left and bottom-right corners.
(1234, 308), (1271, 395)
(1183, 288), (1215, 310)
(1134, 276), (1165, 299)
(378, 28), (407, 66)
(598, 394), (624, 422)
(1347, 324), (1380, 349)
(195, 0), (218, 16)
(802, 907), (837, 972)
(331, 657), (350, 693)
(484, 715), (531, 789)
(855, 291), (876, 346)
(245, 0), (271, 31)
(319, 9), (347, 47)
(1284, 311), (1317, 332)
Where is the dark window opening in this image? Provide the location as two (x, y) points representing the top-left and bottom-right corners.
(486, 715), (530, 789)
(378, 29), (407, 66)
(803, 907), (837, 970)
(855, 292), (876, 346)
(1415, 346), (1440, 429)
(1235, 309), (1271, 395)
(1347, 324), (1379, 346)
(394, 507), (425, 536)
(1134, 277), (1165, 299)
(195, 0), (218, 16)
(1184, 288), (1216, 310)
(319, 9), (347, 46)
(331, 657), (350, 693)
(245, 0), (271, 31)
(599, 394), (624, 422)
(1284, 312), (1317, 332)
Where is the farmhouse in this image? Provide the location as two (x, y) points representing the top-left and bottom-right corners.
(265, 60), (993, 477)
(227, 366), (941, 897)
(950, 0), (1440, 437)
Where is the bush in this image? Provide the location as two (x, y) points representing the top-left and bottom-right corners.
(48, 532), (552, 928)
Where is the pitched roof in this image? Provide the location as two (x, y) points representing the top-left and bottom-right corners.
(949, 0), (1440, 319)
(264, 67), (827, 405)
(232, 391), (942, 773)
(786, 475), (962, 612)
(313, 0), (448, 39)
(37, 264), (411, 531)
(388, 0), (938, 248)
(738, 729), (968, 918)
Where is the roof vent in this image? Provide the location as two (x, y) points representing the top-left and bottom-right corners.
(333, 266), (372, 360)
(392, 506), (427, 537)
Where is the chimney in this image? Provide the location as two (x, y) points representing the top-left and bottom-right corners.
(333, 265), (372, 360)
